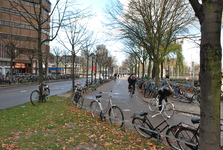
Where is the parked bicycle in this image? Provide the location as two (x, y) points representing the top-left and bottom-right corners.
(172, 117), (222, 150)
(131, 110), (179, 147)
(90, 90), (124, 128)
(148, 92), (175, 118)
(30, 83), (50, 106)
(70, 83), (85, 108)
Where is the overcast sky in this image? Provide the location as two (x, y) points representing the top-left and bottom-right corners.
(50, 0), (223, 68)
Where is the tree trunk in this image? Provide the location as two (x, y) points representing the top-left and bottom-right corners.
(30, 59), (33, 76)
(199, 5), (222, 150)
(152, 64), (156, 79)
(161, 62), (163, 79)
(189, 1), (222, 149)
(10, 58), (13, 78)
(154, 60), (159, 88)
(86, 57), (89, 83)
(147, 59), (152, 80)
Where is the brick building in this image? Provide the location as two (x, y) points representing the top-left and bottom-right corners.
(0, 0), (51, 75)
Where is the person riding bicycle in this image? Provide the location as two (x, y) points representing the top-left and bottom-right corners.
(128, 74), (136, 94)
(158, 75), (175, 111)
(114, 73), (117, 80)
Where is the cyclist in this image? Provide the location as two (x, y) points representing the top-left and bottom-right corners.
(158, 75), (175, 111)
(128, 74), (136, 94)
(114, 73), (117, 80)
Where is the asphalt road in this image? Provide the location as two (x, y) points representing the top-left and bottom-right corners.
(0, 79), (86, 109)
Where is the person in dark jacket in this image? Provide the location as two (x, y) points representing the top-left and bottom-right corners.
(158, 75), (175, 111)
(128, 74), (136, 93)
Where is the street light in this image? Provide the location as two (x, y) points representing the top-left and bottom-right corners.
(90, 53), (95, 83)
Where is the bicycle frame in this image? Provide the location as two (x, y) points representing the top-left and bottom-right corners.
(96, 94), (113, 115)
(132, 113), (171, 139)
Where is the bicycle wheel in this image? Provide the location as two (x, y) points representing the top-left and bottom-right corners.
(192, 94), (200, 106)
(132, 117), (153, 138)
(90, 100), (101, 117)
(77, 94), (84, 109)
(166, 125), (182, 150)
(70, 93), (75, 104)
(44, 88), (50, 101)
(175, 127), (199, 150)
(129, 89), (132, 97)
(30, 90), (42, 106)
(163, 102), (175, 118)
(108, 106), (124, 128)
(148, 98), (158, 112)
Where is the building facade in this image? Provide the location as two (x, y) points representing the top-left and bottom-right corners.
(0, 0), (51, 75)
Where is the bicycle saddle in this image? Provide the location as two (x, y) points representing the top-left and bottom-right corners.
(139, 110), (148, 116)
(96, 94), (102, 99)
(191, 117), (200, 124)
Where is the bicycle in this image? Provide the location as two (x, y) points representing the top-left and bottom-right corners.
(70, 83), (85, 108)
(131, 110), (180, 147)
(177, 86), (200, 105)
(173, 117), (223, 150)
(83, 81), (99, 93)
(129, 85), (134, 98)
(90, 90), (124, 128)
(30, 83), (50, 106)
(148, 92), (175, 119)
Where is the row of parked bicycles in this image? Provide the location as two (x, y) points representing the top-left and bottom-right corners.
(0, 73), (79, 85)
(136, 77), (202, 105)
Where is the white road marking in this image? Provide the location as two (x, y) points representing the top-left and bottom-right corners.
(123, 109), (131, 111)
(21, 90), (27, 92)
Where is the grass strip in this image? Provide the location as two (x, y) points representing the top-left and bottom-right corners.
(0, 95), (169, 150)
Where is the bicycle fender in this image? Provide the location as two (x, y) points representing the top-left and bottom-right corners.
(90, 100), (99, 104)
(111, 105), (117, 108)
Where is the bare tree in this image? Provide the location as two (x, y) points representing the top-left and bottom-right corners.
(10, 0), (68, 95)
(104, 0), (195, 86)
(0, 34), (21, 77)
(42, 50), (54, 78)
(52, 46), (62, 79)
(61, 50), (71, 75)
(57, 5), (93, 92)
(22, 40), (38, 76)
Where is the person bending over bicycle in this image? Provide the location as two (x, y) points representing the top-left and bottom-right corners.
(158, 75), (175, 111)
(128, 74), (136, 94)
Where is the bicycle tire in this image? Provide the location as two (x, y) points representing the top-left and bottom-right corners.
(70, 93), (75, 104)
(90, 100), (101, 117)
(163, 102), (175, 118)
(192, 94), (200, 106)
(132, 117), (153, 138)
(30, 90), (42, 106)
(175, 127), (199, 150)
(77, 94), (84, 109)
(148, 98), (158, 112)
(108, 105), (124, 128)
(166, 125), (182, 150)
(44, 88), (50, 101)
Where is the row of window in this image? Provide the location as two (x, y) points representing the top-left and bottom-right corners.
(9, 0), (50, 15)
(0, 6), (50, 28)
(0, 44), (9, 58)
(0, 19), (50, 36)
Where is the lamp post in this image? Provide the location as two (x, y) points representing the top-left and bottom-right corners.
(90, 53), (95, 83)
(168, 59), (170, 76)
